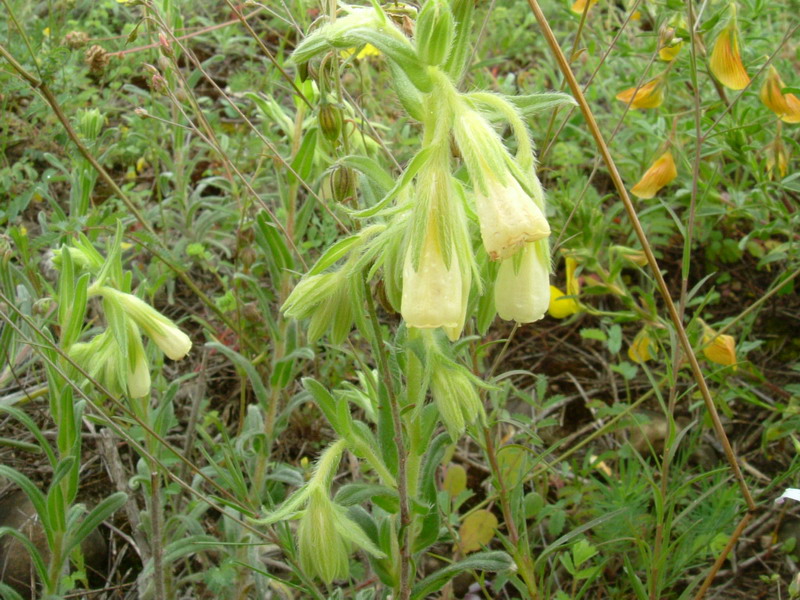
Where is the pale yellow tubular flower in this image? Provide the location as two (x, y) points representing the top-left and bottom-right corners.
(401, 223), (464, 330)
(475, 175), (551, 261)
(100, 288), (192, 360)
(709, 22), (749, 91)
(126, 321), (151, 398)
(570, 0), (598, 15)
(760, 66), (800, 124)
(548, 285), (579, 319)
(297, 487), (350, 584)
(615, 76), (665, 109)
(631, 151), (678, 199)
(495, 241), (550, 323)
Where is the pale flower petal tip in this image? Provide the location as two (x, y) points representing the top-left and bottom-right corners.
(476, 176), (551, 261)
(776, 489), (800, 504)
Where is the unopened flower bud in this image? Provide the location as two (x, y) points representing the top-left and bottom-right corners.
(78, 108), (105, 142)
(150, 73), (168, 95)
(415, 0), (454, 66)
(126, 322), (151, 398)
(430, 355), (484, 441)
(158, 32), (173, 58)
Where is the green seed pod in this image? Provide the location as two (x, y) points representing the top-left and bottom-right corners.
(331, 165), (356, 204)
(415, 0), (454, 67)
(318, 102), (343, 143)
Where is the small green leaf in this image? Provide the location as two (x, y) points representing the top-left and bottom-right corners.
(410, 551), (513, 599)
(580, 328), (607, 342)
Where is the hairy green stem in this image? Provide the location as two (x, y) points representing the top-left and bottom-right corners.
(363, 276), (411, 600)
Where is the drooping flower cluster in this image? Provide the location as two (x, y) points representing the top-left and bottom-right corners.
(56, 234), (192, 399)
(256, 440), (385, 584)
(282, 0), (577, 439)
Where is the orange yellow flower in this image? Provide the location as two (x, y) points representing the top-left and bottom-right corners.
(628, 328), (656, 363)
(658, 26), (683, 61)
(570, 0), (598, 15)
(548, 286), (579, 319)
(616, 76), (665, 109)
(565, 256), (580, 296)
(659, 41), (682, 62)
(709, 20), (749, 90)
(701, 322), (737, 369)
(759, 66), (800, 124)
(631, 151), (677, 199)
(766, 137), (789, 179)
(340, 43), (381, 60)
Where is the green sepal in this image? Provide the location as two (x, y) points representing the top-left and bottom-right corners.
(345, 146), (433, 219)
(389, 61), (424, 121)
(443, 0), (475, 79)
(339, 155), (395, 193)
(508, 91), (578, 115)
(307, 235), (362, 276)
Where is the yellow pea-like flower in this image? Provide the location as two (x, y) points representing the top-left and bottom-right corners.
(340, 43), (381, 60)
(659, 41), (682, 62)
(709, 19), (749, 90)
(628, 328), (656, 364)
(759, 66), (800, 124)
(766, 138), (789, 179)
(548, 285), (580, 319)
(571, 0), (599, 15)
(631, 151), (678, 199)
(616, 76), (665, 109)
(701, 323), (737, 369)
